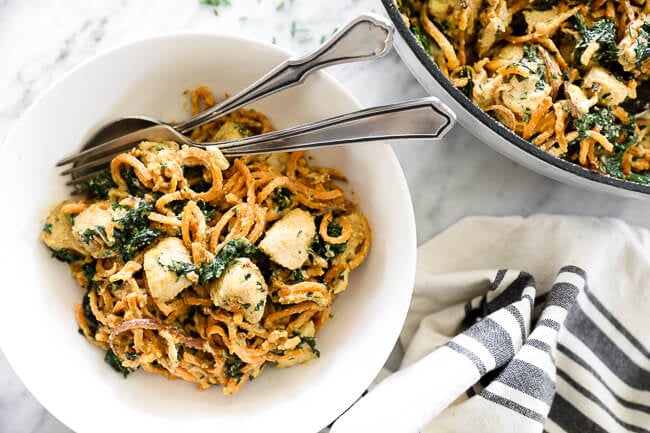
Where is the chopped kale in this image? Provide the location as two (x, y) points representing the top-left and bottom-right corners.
(272, 187), (293, 211)
(308, 234), (346, 260)
(573, 106), (637, 150)
(49, 248), (82, 263)
(224, 353), (244, 381)
(120, 166), (149, 196)
(411, 26), (431, 56)
(159, 258), (197, 278)
(636, 22), (650, 66)
(522, 44), (547, 90)
(85, 170), (116, 199)
(112, 201), (160, 260)
(298, 336), (320, 358)
(104, 349), (134, 378)
(326, 219), (342, 238)
(291, 269), (305, 283)
(457, 66), (474, 97)
(82, 291), (99, 335)
(573, 16), (618, 67)
(78, 225), (106, 244)
(196, 199), (217, 221)
(82, 262), (96, 287)
(119, 228), (160, 260)
(198, 238), (260, 285)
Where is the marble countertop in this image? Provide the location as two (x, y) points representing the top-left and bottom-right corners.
(3, 0), (650, 431)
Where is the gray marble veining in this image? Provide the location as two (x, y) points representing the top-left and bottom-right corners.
(2, 0), (650, 431)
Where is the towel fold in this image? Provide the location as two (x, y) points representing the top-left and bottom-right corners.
(331, 215), (650, 433)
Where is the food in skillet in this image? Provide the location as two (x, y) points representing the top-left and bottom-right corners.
(396, 0), (650, 182)
(40, 87), (371, 395)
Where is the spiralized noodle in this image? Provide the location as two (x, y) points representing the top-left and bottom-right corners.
(398, 0), (650, 182)
(40, 87), (371, 395)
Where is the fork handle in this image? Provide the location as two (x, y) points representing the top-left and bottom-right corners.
(210, 97), (456, 155)
(174, 13), (393, 134)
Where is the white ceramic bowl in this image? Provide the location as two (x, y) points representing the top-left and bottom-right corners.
(0, 33), (416, 433)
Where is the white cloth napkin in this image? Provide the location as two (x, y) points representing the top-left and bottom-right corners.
(330, 215), (650, 433)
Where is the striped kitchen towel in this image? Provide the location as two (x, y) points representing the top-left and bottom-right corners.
(331, 215), (650, 433)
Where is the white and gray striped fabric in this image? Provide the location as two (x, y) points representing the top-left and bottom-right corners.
(330, 215), (650, 433)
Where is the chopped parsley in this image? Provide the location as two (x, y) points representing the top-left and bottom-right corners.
(573, 16), (618, 67)
(42, 223), (53, 234)
(254, 300), (265, 311)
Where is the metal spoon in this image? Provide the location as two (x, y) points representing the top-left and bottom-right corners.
(69, 13), (394, 159)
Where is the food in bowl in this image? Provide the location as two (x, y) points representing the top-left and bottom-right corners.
(395, 0), (650, 183)
(40, 88), (371, 395)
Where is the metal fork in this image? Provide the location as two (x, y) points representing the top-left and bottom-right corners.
(56, 14), (393, 173)
(61, 97), (456, 186)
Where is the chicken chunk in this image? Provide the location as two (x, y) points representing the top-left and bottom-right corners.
(427, 0), (482, 42)
(617, 17), (650, 75)
(259, 209), (316, 270)
(333, 211), (371, 269)
(71, 201), (120, 259)
(209, 258), (268, 324)
(565, 83), (598, 117)
(40, 202), (86, 255)
(144, 237), (196, 302)
(582, 66), (630, 106)
(477, 0), (510, 57)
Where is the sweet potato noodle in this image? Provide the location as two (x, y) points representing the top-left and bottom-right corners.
(40, 87), (371, 395)
(397, 0), (650, 182)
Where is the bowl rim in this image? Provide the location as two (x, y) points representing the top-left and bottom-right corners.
(380, 0), (650, 195)
(0, 30), (417, 433)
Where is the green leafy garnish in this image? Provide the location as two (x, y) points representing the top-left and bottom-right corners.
(85, 170), (116, 199)
(636, 22), (650, 66)
(309, 234), (346, 259)
(224, 353), (244, 381)
(82, 291), (99, 335)
(112, 201), (160, 260)
(272, 187), (293, 211)
(49, 248), (82, 263)
(573, 106), (636, 150)
(160, 258), (197, 278)
(326, 219), (342, 237)
(198, 238), (260, 285)
(104, 349), (134, 378)
(298, 336), (320, 358)
(411, 26), (431, 56)
(573, 16), (618, 67)
(291, 269), (305, 283)
(42, 223), (53, 234)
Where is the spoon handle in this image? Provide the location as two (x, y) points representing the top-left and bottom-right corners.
(205, 97), (456, 155)
(175, 13), (394, 133)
